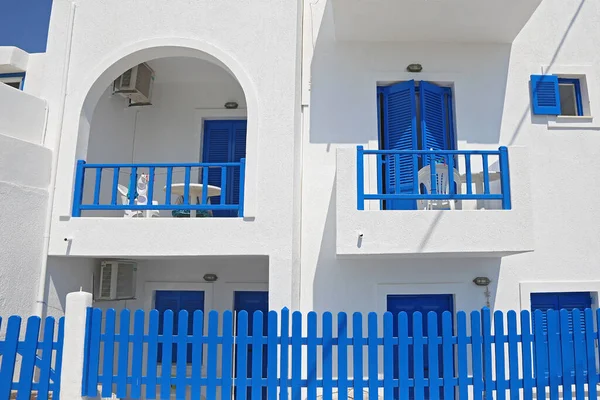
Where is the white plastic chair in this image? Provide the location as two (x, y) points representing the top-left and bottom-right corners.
(417, 164), (462, 210)
(117, 184), (160, 218)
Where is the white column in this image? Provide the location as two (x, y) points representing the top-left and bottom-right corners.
(60, 291), (93, 400)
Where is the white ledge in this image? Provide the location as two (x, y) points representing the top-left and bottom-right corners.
(0, 47), (29, 74)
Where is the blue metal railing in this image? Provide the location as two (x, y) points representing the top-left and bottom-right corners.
(72, 160), (246, 217)
(357, 146), (511, 210)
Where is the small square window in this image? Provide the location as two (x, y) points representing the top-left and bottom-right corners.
(558, 78), (583, 116)
(0, 73), (25, 91)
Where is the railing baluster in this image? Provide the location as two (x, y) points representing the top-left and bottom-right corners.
(357, 146), (365, 210)
(394, 154), (401, 195)
(129, 167), (137, 206)
(183, 166), (191, 205)
(111, 167), (119, 206)
(412, 153), (419, 195)
(147, 167), (155, 206)
(239, 159), (246, 217)
(377, 153), (384, 200)
(447, 153), (455, 196)
(482, 154), (490, 195)
(202, 166), (209, 206)
(72, 160), (86, 217)
(499, 146), (512, 210)
(221, 166), (228, 207)
(465, 154), (472, 195)
(93, 168), (102, 205)
(430, 155), (437, 195)
(165, 167), (173, 205)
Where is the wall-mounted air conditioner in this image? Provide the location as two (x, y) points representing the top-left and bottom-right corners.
(112, 62), (154, 106)
(97, 260), (137, 301)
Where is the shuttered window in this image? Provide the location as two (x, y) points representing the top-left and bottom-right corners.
(378, 81), (455, 210)
(530, 291), (592, 335)
(530, 75), (584, 116)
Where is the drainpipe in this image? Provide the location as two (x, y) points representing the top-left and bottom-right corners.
(34, 1), (77, 317)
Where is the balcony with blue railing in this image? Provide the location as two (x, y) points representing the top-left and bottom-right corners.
(72, 160), (245, 218)
(335, 145), (533, 256)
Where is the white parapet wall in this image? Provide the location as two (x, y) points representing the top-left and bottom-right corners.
(0, 82), (47, 144)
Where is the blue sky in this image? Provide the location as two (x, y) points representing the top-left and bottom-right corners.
(0, 0), (53, 53)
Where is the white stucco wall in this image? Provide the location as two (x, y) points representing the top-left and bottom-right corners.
(0, 82), (47, 144)
(301, 0), (600, 314)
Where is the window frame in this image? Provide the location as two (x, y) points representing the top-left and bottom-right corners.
(557, 78), (584, 117)
(0, 72), (26, 90)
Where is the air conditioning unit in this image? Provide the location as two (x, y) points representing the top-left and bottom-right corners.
(113, 63), (154, 105)
(97, 260), (137, 301)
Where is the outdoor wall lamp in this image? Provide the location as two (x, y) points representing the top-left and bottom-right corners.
(406, 63), (423, 73)
(473, 277), (491, 286)
(203, 273), (218, 282)
(224, 101), (239, 109)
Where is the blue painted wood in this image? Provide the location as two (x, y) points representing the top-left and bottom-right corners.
(128, 167), (137, 206)
(17, 316), (40, 399)
(482, 154), (490, 195)
(338, 312), (349, 400)
(207, 310), (219, 400)
(442, 312), (455, 400)
(383, 312), (394, 400)
(482, 308), (494, 400)
(585, 309), (597, 400)
(280, 308), (290, 400)
(0, 316), (20, 398)
(291, 311), (302, 400)
(239, 159), (246, 217)
(222, 311), (234, 400)
(236, 311), (249, 400)
(499, 146), (512, 209)
(176, 310), (189, 399)
(93, 167), (102, 205)
(102, 309), (116, 398)
(251, 311), (264, 400)
(267, 311), (278, 400)
(37, 317), (55, 399)
(547, 310), (561, 400)
(413, 312), (425, 400)
(111, 167), (119, 205)
(160, 310), (174, 400)
(72, 160), (86, 216)
(353, 312), (364, 400)
(307, 312), (318, 400)
(559, 309), (573, 400)
(494, 311), (507, 400)
(87, 308), (102, 395)
(530, 75), (561, 115)
(148, 166), (155, 205)
(116, 309), (130, 398)
(191, 310), (204, 400)
(165, 167), (173, 205)
(54, 317), (65, 397)
(220, 165), (228, 206)
(533, 310), (548, 398)
(183, 166), (191, 204)
(398, 312), (409, 400)
(572, 309), (586, 400)
(465, 154), (472, 194)
(368, 312), (379, 400)
(520, 311), (534, 400)
(457, 311), (468, 400)
(131, 310), (144, 399)
(470, 311), (483, 400)
(428, 311), (440, 400)
(146, 310), (159, 399)
(507, 311), (520, 400)
(357, 146), (365, 210)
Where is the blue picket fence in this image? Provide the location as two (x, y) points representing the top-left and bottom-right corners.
(0, 316), (64, 400)
(82, 307), (600, 400)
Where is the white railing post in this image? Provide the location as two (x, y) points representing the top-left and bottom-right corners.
(60, 290), (93, 399)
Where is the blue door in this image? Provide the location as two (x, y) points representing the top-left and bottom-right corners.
(234, 291), (269, 399)
(203, 120), (247, 217)
(387, 294), (454, 400)
(155, 290), (205, 363)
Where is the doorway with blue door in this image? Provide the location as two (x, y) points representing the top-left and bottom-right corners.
(378, 81), (456, 210)
(202, 119), (247, 217)
(234, 290), (269, 400)
(387, 293), (454, 400)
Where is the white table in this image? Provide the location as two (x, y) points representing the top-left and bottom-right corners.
(164, 183), (222, 217)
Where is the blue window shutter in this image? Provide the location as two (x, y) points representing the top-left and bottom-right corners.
(558, 292), (592, 334)
(531, 75), (561, 115)
(531, 293), (560, 336)
(380, 80), (418, 210)
(155, 291), (181, 363)
(420, 81), (449, 162)
(230, 121), (248, 207)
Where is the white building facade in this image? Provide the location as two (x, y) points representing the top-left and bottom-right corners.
(1, 0), (600, 385)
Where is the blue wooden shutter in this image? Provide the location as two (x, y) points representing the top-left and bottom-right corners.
(230, 121), (248, 208)
(557, 292), (592, 334)
(155, 291), (181, 363)
(380, 80), (418, 210)
(530, 293), (560, 336)
(420, 81), (449, 165)
(530, 75), (561, 115)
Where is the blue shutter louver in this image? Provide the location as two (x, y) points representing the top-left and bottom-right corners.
(231, 121), (248, 208)
(381, 80), (418, 210)
(531, 74), (561, 115)
(420, 81), (449, 165)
